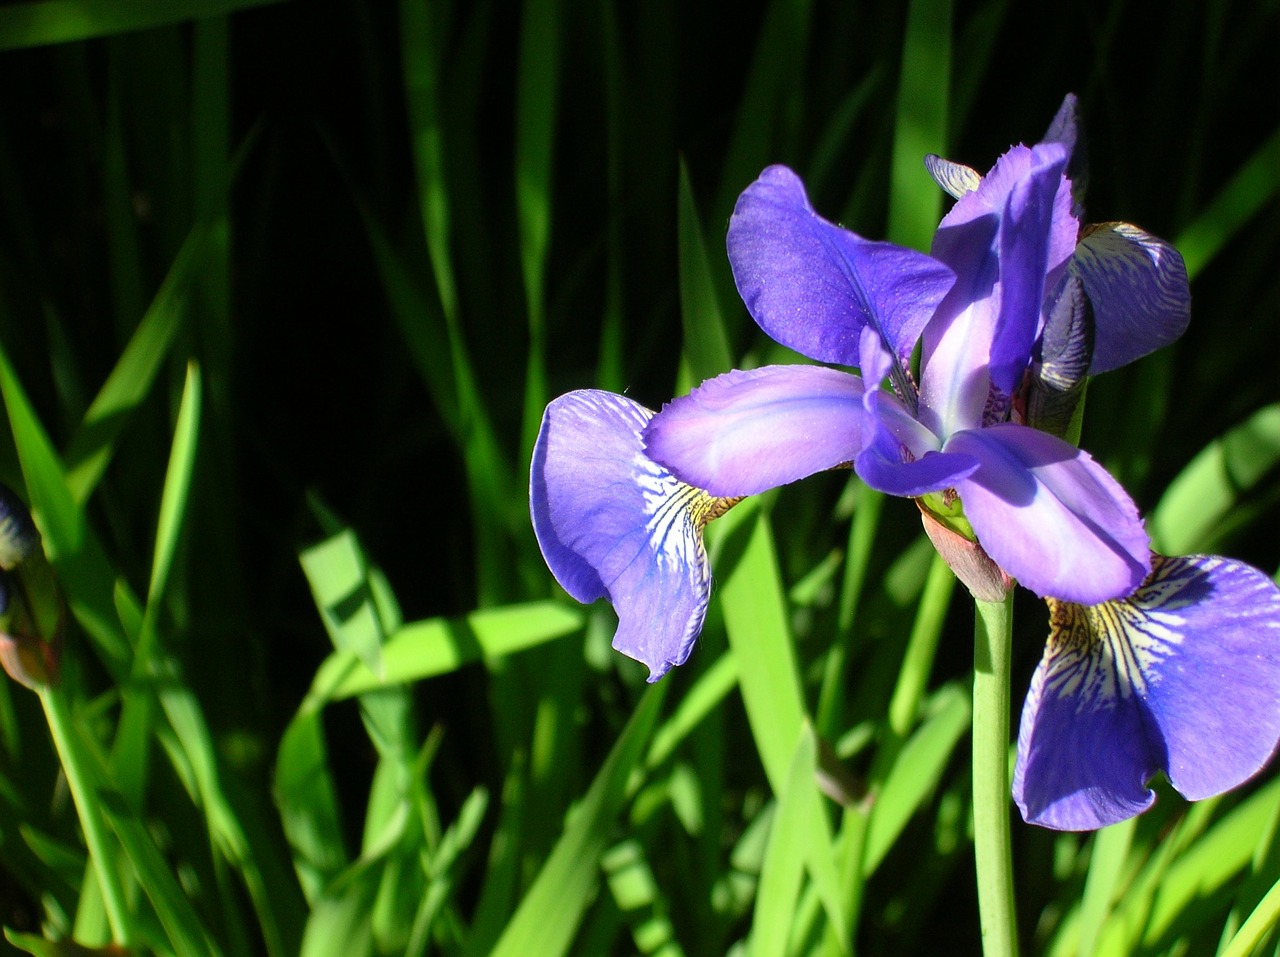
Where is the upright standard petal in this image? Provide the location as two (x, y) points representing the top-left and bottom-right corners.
(946, 423), (1150, 604)
(1071, 222), (1191, 374)
(727, 165), (955, 369)
(531, 390), (736, 680)
(643, 365), (867, 497)
(920, 143), (1076, 436)
(1014, 554), (1280, 830)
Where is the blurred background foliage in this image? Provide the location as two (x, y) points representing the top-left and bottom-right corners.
(0, 0), (1275, 954)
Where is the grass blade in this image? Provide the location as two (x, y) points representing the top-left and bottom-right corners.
(487, 683), (667, 957)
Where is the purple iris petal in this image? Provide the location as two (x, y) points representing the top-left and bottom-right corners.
(1071, 223), (1191, 374)
(1014, 554), (1280, 830)
(854, 390), (981, 496)
(727, 165), (955, 369)
(988, 146), (1073, 401)
(946, 424), (1150, 604)
(643, 365), (867, 497)
(1039, 93), (1087, 217)
(921, 144), (1077, 436)
(531, 390), (726, 680)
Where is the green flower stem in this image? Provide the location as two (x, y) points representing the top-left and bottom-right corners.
(40, 684), (133, 945)
(972, 592), (1019, 957)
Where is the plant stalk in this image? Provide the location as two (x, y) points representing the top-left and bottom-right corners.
(972, 592), (1019, 957)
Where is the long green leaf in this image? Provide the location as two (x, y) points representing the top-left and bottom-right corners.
(307, 601), (584, 700)
(63, 226), (208, 505)
(677, 158), (733, 383)
(487, 683), (667, 957)
(1150, 404), (1280, 554)
(887, 0), (951, 250)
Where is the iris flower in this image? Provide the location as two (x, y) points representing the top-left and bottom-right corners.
(530, 95), (1280, 827)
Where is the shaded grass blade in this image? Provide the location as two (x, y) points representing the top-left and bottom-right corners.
(1176, 125), (1280, 280)
(0, 0), (290, 50)
(63, 226), (208, 506)
(677, 158), (733, 383)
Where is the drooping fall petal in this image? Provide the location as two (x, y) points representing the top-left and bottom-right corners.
(946, 423), (1150, 604)
(1014, 554), (1280, 830)
(531, 390), (736, 680)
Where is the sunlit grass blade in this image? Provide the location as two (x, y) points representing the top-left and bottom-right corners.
(885, 551), (956, 738)
(38, 686), (134, 947)
(713, 505), (806, 792)
(751, 725), (826, 957)
(1150, 403), (1280, 554)
(677, 158), (732, 383)
(1083, 778), (1280, 955)
(307, 601), (584, 700)
(147, 361), (202, 604)
(817, 485), (884, 738)
(404, 787), (489, 956)
(96, 788), (216, 957)
(112, 361), (201, 803)
(603, 839), (684, 957)
(887, 0), (952, 250)
(714, 505), (848, 940)
(863, 682), (970, 876)
(486, 683), (667, 957)
(1073, 818), (1136, 957)
(0, 0), (289, 49)
(1176, 125), (1280, 280)
(299, 529), (390, 678)
(644, 651), (738, 771)
(1220, 871), (1280, 957)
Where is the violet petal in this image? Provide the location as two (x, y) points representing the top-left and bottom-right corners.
(1072, 222), (1191, 374)
(727, 165), (955, 369)
(530, 390), (726, 680)
(1014, 554), (1280, 829)
(946, 423), (1150, 603)
(644, 365), (867, 497)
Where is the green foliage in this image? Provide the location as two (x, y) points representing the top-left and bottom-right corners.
(0, 1), (1274, 955)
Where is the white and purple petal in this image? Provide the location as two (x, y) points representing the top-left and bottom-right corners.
(727, 165), (955, 369)
(946, 423), (1150, 604)
(1014, 554), (1280, 830)
(530, 390), (733, 680)
(924, 153), (982, 200)
(643, 365), (867, 497)
(1071, 222), (1191, 374)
